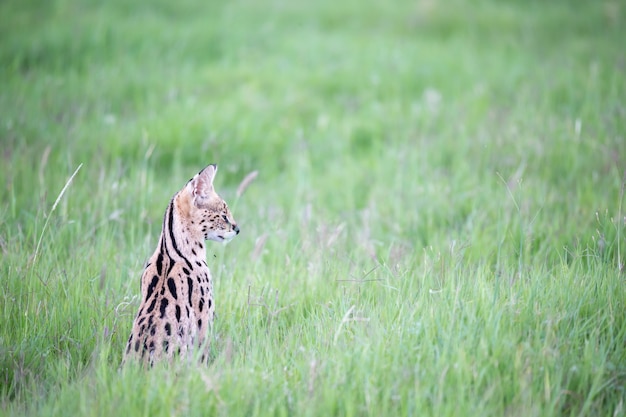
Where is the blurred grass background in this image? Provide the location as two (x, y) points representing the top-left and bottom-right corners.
(1, 0), (625, 416)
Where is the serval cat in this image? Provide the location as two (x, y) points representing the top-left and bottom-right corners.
(123, 164), (239, 365)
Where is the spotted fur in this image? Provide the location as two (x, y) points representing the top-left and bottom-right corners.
(123, 164), (239, 365)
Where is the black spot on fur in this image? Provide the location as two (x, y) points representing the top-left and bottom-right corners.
(126, 335), (133, 353)
(187, 277), (193, 305)
(186, 306), (190, 317)
(199, 299), (204, 312)
(208, 298), (212, 309)
(146, 275), (159, 300)
(160, 298), (169, 319)
(197, 319), (202, 328)
(164, 340), (170, 353)
(196, 261), (202, 267)
(156, 253), (163, 275)
(167, 260), (176, 276)
(150, 326), (156, 336)
(134, 339), (140, 352)
(191, 248), (197, 256)
(146, 297), (157, 314)
(165, 322), (171, 336)
(175, 305), (181, 321)
(167, 202), (183, 257)
(167, 277), (178, 299)
(182, 267), (190, 275)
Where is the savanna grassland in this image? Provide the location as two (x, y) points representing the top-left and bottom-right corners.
(1, 0), (625, 416)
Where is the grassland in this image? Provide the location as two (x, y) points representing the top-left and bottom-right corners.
(1, 0), (625, 415)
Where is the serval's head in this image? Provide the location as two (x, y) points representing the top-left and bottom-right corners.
(180, 164), (239, 243)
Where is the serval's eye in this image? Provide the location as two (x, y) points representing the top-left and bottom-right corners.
(222, 215), (229, 223)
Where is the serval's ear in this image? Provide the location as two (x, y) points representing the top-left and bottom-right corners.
(191, 164), (217, 199)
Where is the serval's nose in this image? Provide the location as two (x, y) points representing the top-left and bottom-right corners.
(234, 225), (240, 235)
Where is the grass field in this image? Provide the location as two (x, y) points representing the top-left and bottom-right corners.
(1, 0), (625, 415)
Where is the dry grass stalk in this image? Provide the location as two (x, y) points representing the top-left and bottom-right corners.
(237, 170), (258, 198)
(32, 163), (83, 267)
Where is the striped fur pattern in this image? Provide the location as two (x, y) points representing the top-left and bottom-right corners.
(123, 164), (239, 365)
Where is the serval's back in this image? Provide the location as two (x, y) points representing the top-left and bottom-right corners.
(123, 164), (239, 365)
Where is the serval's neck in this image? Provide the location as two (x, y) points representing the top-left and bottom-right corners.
(158, 197), (206, 268)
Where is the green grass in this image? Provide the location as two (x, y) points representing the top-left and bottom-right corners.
(1, 0), (625, 415)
